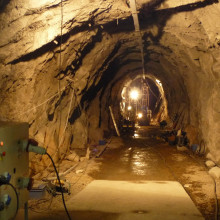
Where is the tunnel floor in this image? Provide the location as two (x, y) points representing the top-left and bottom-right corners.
(21, 126), (217, 220)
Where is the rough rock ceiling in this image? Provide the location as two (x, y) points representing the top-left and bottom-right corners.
(0, 0), (220, 168)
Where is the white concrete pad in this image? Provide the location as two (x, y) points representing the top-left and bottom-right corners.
(67, 180), (204, 220)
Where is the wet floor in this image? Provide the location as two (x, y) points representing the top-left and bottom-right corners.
(90, 139), (173, 180)
(90, 126), (175, 181)
(89, 126), (217, 220)
(24, 126), (217, 220)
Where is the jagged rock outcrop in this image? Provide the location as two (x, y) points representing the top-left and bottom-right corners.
(0, 0), (220, 171)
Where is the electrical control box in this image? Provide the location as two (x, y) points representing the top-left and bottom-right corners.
(0, 122), (29, 220)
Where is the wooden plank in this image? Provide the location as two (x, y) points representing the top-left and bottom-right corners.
(109, 106), (120, 137)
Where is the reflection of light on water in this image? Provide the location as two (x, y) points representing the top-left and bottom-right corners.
(132, 158), (148, 175)
(132, 170), (146, 175)
(120, 148), (151, 175)
(121, 157), (129, 162)
(132, 163), (147, 175)
(133, 161), (144, 167)
(133, 155), (144, 159)
(130, 149), (151, 175)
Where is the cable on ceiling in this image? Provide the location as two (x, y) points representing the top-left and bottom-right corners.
(129, 0), (146, 79)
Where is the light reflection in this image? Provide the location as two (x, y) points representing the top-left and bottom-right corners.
(156, 79), (162, 86)
(120, 147), (152, 176)
(120, 157), (129, 163)
(133, 155), (144, 159)
(132, 170), (146, 175)
(133, 161), (144, 167)
(131, 163), (147, 175)
(130, 148), (151, 175)
(134, 134), (139, 137)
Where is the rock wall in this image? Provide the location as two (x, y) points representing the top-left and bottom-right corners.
(0, 0), (220, 168)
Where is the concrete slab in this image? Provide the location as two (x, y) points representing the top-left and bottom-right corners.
(67, 180), (204, 220)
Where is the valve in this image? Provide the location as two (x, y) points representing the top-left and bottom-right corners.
(17, 177), (30, 189)
(28, 144), (46, 155)
(0, 172), (11, 185)
(19, 139), (46, 155)
(1, 194), (11, 206)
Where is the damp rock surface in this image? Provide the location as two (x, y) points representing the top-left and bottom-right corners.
(0, 0), (220, 169)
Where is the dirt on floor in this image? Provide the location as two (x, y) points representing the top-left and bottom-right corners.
(25, 126), (219, 220)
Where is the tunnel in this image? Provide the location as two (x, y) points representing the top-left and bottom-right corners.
(0, 0), (220, 219)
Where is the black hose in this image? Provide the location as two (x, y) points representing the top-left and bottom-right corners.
(46, 152), (72, 220)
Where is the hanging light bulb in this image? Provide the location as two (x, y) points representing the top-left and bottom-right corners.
(130, 89), (139, 100)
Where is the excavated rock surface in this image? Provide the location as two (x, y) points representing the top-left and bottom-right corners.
(0, 0), (220, 171)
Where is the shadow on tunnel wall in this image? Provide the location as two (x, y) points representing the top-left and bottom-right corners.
(9, 0), (218, 66)
(68, 0), (219, 126)
(0, 0), (10, 12)
(68, 42), (122, 125)
(8, 0), (219, 126)
(139, 0), (219, 43)
(105, 0), (219, 64)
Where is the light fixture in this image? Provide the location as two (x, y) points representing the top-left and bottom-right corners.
(128, 106), (132, 110)
(53, 40), (58, 45)
(130, 89), (139, 100)
(137, 113), (143, 119)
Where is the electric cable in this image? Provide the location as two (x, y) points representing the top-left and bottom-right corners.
(42, 84), (87, 180)
(46, 152), (72, 220)
(1, 183), (19, 220)
(145, 79), (158, 99)
(43, 88), (75, 173)
(15, 82), (72, 119)
(57, 0), (64, 173)
(29, 195), (54, 213)
(152, 95), (162, 114)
